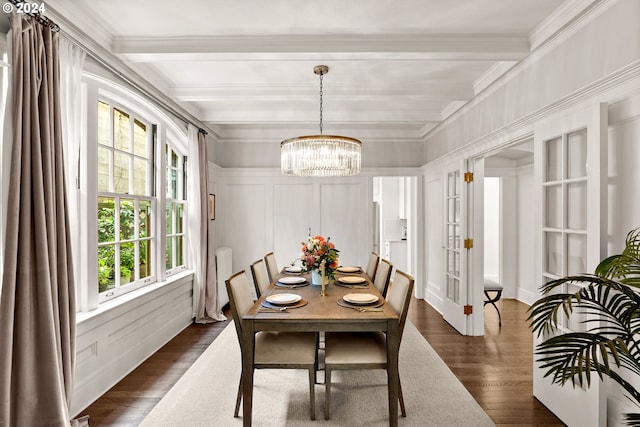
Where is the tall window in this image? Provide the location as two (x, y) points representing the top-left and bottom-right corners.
(165, 144), (186, 275)
(97, 101), (154, 297)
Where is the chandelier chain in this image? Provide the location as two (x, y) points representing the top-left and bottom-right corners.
(319, 72), (323, 135)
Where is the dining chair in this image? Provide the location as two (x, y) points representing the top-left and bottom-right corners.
(226, 270), (319, 420)
(373, 258), (393, 298)
(323, 269), (415, 420)
(250, 258), (271, 299)
(264, 251), (279, 283)
(365, 252), (380, 280)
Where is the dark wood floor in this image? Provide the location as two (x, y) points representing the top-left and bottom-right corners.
(80, 298), (564, 426)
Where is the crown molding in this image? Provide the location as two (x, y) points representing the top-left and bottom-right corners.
(424, 0), (621, 144)
(427, 60), (640, 164)
(473, 61), (518, 95)
(440, 101), (468, 121)
(529, 0), (606, 51)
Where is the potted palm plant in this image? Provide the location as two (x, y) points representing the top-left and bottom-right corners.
(528, 227), (640, 426)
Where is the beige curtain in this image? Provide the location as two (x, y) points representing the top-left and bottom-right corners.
(195, 130), (225, 323)
(0, 14), (76, 426)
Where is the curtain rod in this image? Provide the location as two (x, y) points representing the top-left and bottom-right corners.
(8, 0), (59, 31)
(36, 7), (213, 138)
(63, 32), (210, 136)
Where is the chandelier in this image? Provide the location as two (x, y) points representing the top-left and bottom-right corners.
(281, 65), (362, 177)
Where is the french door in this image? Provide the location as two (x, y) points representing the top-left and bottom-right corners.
(441, 160), (468, 335)
(533, 103), (607, 426)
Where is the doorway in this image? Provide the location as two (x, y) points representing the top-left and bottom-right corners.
(372, 176), (417, 278)
(481, 139), (535, 324)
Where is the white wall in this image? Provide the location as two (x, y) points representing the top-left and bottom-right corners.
(515, 164), (536, 304)
(603, 90), (640, 425)
(483, 177), (500, 282)
(424, 169), (443, 311)
(216, 170), (372, 277)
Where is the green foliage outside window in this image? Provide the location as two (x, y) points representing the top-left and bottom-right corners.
(98, 199), (149, 292)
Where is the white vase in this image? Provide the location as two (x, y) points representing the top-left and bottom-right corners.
(311, 269), (324, 286)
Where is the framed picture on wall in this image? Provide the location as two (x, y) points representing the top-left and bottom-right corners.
(209, 194), (215, 220)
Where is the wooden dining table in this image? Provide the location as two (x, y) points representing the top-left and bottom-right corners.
(240, 268), (400, 426)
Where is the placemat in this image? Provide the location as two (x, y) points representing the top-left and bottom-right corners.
(275, 281), (310, 288)
(260, 299), (309, 310)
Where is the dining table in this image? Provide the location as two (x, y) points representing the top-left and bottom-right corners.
(240, 266), (401, 426)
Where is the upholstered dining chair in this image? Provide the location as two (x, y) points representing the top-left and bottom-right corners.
(365, 252), (380, 280)
(373, 258), (393, 298)
(323, 269), (414, 420)
(264, 252), (279, 282)
(250, 258), (271, 299)
(226, 270), (318, 420)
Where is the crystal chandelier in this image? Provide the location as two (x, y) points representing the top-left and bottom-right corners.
(281, 65), (362, 177)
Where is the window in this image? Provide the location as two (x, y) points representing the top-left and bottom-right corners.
(97, 101), (155, 297)
(165, 144), (186, 275)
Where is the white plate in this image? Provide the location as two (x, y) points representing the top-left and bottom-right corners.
(338, 266), (360, 273)
(343, 293), (378, 305)
(285, 266), (302, 273)
(266, 293), (302, 305)
(277, 276), (306, 285)
(338, 276), (366, 284)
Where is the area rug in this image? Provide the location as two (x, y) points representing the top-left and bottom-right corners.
(140, 321), (495, 426)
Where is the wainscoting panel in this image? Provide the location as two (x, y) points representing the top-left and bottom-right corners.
(71, 273), (194, 416)
(319, 182), (368, 268)
(225, 183), (268, 273)
(273, 183), (315, 267)
(218, 171), (372, 274)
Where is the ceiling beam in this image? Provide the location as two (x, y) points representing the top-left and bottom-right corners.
(199, 107), (442, 123)
(171, 84), (474, 102)
(112, 34), (530, 62)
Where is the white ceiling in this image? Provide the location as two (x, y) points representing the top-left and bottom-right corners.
(46, 0), (567, 143)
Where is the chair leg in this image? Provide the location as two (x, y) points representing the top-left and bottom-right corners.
(234, 373), (242, 418)
(308, 367), (316, 420)
(324, 368), (332, 420)
(398, 378), (406, 417)
(484, 290), (503, 327)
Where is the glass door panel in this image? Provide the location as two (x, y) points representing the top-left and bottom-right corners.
(546, 137), (562, 182)
(442, 161), (467, 335)
(567, 129), (588, 179)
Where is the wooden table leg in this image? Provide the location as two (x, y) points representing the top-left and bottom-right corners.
(242, 319), (255, 426)
(387, 319), (400, 427)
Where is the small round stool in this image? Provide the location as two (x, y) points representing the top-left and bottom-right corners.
(484, 279), (503, 327)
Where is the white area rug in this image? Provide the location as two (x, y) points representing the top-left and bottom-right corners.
(140, 321), (495, 426)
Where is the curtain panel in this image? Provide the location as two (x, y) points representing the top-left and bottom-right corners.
(0, 14), (76, 426)
(186, 125), (225, 323)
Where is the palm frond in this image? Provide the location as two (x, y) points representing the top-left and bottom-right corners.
(528, 276), (640, 338)
(624, 413), (640, 427)
(596, 228), (640, 288)
(535, 332), (626, 387)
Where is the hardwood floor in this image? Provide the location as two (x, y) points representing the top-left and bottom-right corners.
(408, 299), (564, 426)
(81, 299), (564, 426)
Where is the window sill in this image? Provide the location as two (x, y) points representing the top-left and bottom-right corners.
(77, 269), (195, 326)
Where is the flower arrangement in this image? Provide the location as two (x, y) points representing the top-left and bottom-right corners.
(300, 230), (339, 280)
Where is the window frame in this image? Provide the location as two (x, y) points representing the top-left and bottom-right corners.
(80, 73), (189, 310)
(165, 142), (188, 277)
(96, 100), (156, 301)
